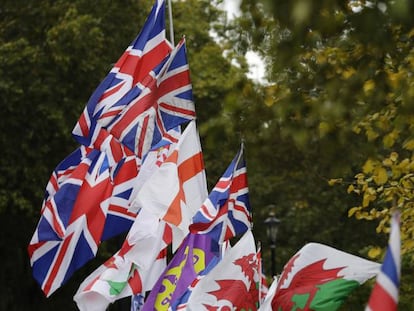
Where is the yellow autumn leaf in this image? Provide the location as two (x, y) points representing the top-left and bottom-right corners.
(362, 159), (375, 174)
(342, 67), (356, 79)
(383, 133), (395, 148)
(363, 79), (375, 94)
(319, 121), (331, 137)
(387, 71), (401, 89)
(403, 239), (414, 251)
(348, 206), (361, 217)
(403, 139), (414, 151)
(366, 128), (379, 141)
(382, 158), (393, 167)
(362, 194), (371, 207)
(390, 152), (399, 162)
(328, 178), (342, 186)
(368, 247), (382, 259)
(352, 125), (361, 134)
(398, 158), (410, 170)
(373, 167), (388, 185)
(347, 184), (355, 193)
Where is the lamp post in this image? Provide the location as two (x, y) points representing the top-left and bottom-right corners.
(264, 211), (281, 277)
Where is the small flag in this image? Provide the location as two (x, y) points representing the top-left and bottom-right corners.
(190, 145), (252, 244)
(365, 212), (401, 311)
(185, 231), (261, 310)
(271, 242), (380, 310)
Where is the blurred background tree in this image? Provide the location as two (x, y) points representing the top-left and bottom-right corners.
(234, 0), (414, 308)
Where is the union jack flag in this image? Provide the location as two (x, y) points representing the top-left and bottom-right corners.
(365, 211), (401, 311)
(73, 0), (172, 146)
(35, 0), (172, 246)
(190, 145), (252, 244)
(28, 148), (113, 297)
(104, 37), (195, 160)
(28, 11), (195, 298)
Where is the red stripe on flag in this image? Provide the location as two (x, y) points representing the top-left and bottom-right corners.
(43, 232), (74, 296)
(108, 205), (137, 218)
(116, 53), (141, 77)
(178, 152), (204, 183)
(28, 241), (46, 258)
(367, 283), (397, 310)
(132, 41), (171, 84)
(137, 114), (150, 158)
(99, 80), (126, 102)
(157, 70), (190, 96)
(158, 102), (196, 117)
(77, 112), (90, 138)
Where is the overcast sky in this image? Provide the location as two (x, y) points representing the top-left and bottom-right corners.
(222, 0), (241, 19)
(220, 0), (266, 82)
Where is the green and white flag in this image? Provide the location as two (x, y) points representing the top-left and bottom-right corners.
(267, 243), (380, 311)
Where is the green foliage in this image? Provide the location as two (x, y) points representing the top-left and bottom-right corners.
(236, 0), (414, 308)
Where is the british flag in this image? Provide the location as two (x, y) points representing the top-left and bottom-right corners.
(190, 145), (252, 244)
(29, 148), (113, 297)
(35, 0), (172, 246)
(365, 212), (401, 311)
(28, 5), (196, 297)
(72, 0), (172, 146)
(93, 37), (194, 162)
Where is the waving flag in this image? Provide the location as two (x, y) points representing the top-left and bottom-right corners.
(102, 127), (180, 240)
(365, 212), (401, 311)
(185, 230), (261, 310)
(74, 214), (171, 311)
(190, 145), (252, 244)
(135, 120), (208, 250)
(141, 233), (219, 311)
(29, 37), (196, 297)
(28, 149), (113, 297)
(73, 0), (171, 144)
(271, 243), (380, 311)
(104, 37), (195, 159)
(258, 276), (278, 311)
(73, 135), (179, 310)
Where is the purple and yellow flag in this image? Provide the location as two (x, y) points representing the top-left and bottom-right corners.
(141, 233), (219, 310)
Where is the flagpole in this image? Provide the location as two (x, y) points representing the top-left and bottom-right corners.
(167, 0), (175, 45)
(257, 241), (262, 307)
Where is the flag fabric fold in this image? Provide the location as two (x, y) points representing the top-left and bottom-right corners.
(258, 276), (278, 311)
(189, 145), (252, 244)
(134, 120), (208, 250)
(73, 134), (180, 310)
(365, 211), (401, 311)
(74, 214), (170, 311)
(270, 242), (381, 311)
(141, 233), (220, 311)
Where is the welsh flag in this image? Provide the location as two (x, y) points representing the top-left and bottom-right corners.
(270, 243), (380, 311)
(185, 230), (261, 310)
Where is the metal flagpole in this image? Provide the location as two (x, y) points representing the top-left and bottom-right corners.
(167, 0), (175, 45)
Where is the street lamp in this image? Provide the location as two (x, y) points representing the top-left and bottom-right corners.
(264, 210), (281, 277)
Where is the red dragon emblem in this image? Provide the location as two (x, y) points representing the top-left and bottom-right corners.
(272, 253), (345, 310)
(203, 253), (260, 311)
